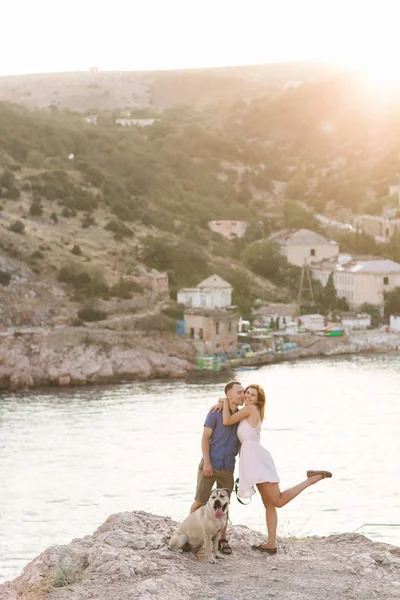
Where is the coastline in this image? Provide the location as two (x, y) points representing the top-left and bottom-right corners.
(1, 326), (400, 391)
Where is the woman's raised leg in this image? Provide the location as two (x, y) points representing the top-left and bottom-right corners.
(258, 473), (324, 509)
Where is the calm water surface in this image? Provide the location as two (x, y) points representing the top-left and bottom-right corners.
(1, 355), (400, 583)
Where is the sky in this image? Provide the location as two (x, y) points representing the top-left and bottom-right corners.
(1, 0), (399, 77)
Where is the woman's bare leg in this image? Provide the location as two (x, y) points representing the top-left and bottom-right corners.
(265, 502), (278, 548)
(258, 474), (324, 509)
(254, 485), (278, 549)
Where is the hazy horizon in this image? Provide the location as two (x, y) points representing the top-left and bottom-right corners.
(2, 0), (398, 82)
(0, 59), (347, 79)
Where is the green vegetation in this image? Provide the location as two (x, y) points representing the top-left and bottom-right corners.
(9, 220), (25, 234)
(0, 270), (11, 286)
(52, 555), (88, 588)
(77, 306), (107, 322)
(384, 287), (400, 317)
(2, 74), (400, 309)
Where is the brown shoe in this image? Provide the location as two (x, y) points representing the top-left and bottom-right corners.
(251, 544), (277, 554)
(306, 470), (332, 479)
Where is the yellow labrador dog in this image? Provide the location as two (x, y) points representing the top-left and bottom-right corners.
(169, 488), (230, 564)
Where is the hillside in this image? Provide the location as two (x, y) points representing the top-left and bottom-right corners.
(0, 62), (342, 112)
(3, 69), (400, 333)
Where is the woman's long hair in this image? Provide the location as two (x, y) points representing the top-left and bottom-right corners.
(245, 384), (266, 421)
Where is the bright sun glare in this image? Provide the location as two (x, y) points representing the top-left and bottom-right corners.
(357, 58), (400, 91)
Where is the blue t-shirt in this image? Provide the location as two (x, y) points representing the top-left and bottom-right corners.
(204, 410), (239, 471)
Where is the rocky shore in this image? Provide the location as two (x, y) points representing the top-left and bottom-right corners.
(0, 327), (197, 390)
(1, 326), (400, 391)
(1, 510), (399, 600)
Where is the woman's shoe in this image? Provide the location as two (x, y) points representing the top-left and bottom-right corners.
(251, 544), (277, 554)
(306, 470), (332, 479)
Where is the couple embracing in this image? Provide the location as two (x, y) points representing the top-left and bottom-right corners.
(190, 380), (332, 555)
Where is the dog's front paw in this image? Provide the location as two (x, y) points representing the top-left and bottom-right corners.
(208, 556), (217, 564)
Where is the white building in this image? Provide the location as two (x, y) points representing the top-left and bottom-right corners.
(270, 229), (339, 267)
(390, 315), (400, 332)
(252, 303), (296, 330)
(177, 275), (232, 309)
(284, 80), (304, 90)
(208, 220), (248, 239)
(389, 185), (400, 206)
(115, 118), (158, 127)
(83, 115), (97, 125)
(299, 313), (325, 331)
(341, 313), (371, 330)
(312, 256), (400, 309)
(353, 214), (400, 241)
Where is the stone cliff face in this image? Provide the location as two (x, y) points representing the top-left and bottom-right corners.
(0, 328), (197, 390)
(1, 510), (399, 600)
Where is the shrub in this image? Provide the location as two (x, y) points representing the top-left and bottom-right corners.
(111, 202), (135, 222)
(7, 185), (21, 200)
(31, 250), (45, 259)
(58, 265), (91, 287)
(71, 245), (82, 256)
(9, 220), (25, 234)
(0, 270), (11, 286)
(71, 318), (84, 327)
(29, 200), (43, 216)
(135, 313), (176, 332)
(61, 207), (73, 218)
(104, 220), (133, 237)
(81, 214), (95, 228)
(77, 306), (107, 322)
(52, 555), (87, 588)
(162, 303), (185, 319)
(110, 278), (143, 298)
(50, 211), (58, 223)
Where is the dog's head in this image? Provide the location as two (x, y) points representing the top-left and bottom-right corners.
(208, 488), (230, 519)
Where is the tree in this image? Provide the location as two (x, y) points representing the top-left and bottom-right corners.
(286, 174), (308, 200)
(359, 302), (381, 327)
(282, 200), (318, 230)
(321, 273), (337, 311)
(241, 239), (287, 283)
(384, 287), (400, 318)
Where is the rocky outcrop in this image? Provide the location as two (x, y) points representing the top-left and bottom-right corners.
(0, 327), (197, 390)
(1, 511), (400, 600)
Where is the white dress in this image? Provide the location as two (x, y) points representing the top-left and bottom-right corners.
(237, 418), (280, 498)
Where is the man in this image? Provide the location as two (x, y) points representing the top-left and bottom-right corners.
(190, 380), (244, 555)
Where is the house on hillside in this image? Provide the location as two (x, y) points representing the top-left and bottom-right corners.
(270, 229), (339, 267)
(83, 115), (97, 125)
(389, 185), (400, 206)
(353, 214), (400, 241)
(299, 313), (325, 331)
(126, 269), (169, 295)
(284, 80), (304, 90)
(183, 308), (238, 354)
(252, 303), (296, 329)
(341, 313), (371, 330)
(115, 118), (158, 127)
(177, 275), (232, 309)
(311, 256), (400, 310)
(208, 220), (248, 239)
(390, 315), (400, 332)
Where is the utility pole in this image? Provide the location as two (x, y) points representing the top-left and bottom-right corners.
(297, 259), (315, 315)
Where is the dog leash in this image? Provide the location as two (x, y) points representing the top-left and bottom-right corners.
(234, 478), (252, 506)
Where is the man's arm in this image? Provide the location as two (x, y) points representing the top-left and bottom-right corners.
(201, 426), (214, 477)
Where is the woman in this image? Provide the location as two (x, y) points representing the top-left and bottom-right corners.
(222, 384), (332, 554)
